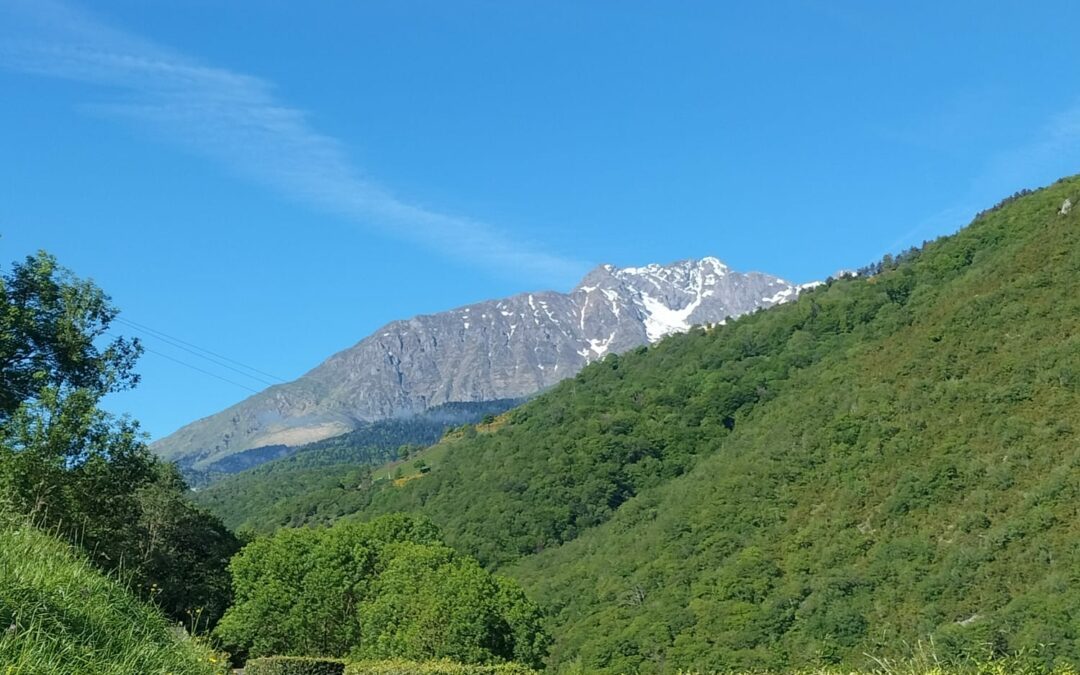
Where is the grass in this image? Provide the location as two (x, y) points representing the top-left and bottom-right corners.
(0, 517), (227, 675)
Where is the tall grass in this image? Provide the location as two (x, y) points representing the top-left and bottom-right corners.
(0, 519), (226, 674)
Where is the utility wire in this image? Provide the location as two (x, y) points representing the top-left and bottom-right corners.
(141, 346), (262, 394)
(117, 325), (280, 388)
(105, 332), (263, 394)
(114, 316), (285, 382)
(113, 317), (286, 385)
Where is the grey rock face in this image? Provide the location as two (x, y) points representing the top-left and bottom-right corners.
(153, 257), (807, 468)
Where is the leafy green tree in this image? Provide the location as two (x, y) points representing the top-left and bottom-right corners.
(216, 514), (547, 667)
(0, 251), (239, 629)
(0, 251), (140, 417)
(355, 541), (548, 666)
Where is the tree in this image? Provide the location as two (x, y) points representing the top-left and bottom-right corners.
(0, 251), (140, 418)
(0, 251), (240, 629)
(216, 514), (548, 667)
(0, 251), (146, 520)
(355, 541), (545, 665)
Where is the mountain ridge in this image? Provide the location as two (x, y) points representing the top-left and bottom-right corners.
(153, 257), (808, 469)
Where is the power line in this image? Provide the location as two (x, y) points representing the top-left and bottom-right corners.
(116, 323), (280, 388)
(114, 316), (286, 382)
(129, 341), (263, 395)
(112, 317), (286, 386)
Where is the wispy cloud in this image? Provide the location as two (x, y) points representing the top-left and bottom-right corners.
(0, 0), (589, 286)
(970, 103), (1080, 199)
(884, 203), (974, 254)
(884, 99), (1080, 255)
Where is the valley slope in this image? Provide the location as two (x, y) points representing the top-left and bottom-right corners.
(0, 519), (224, 673)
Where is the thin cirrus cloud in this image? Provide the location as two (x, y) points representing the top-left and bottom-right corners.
(0, 0), (589, 287)
(886, 101), (1080, 254)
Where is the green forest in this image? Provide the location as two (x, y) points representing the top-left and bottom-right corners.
(2, 176), (1079, 673)
(193, 399), (521, 532)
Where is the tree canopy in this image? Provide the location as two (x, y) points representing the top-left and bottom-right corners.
(0, 251), (140, 418)
(216, 514), (548, 668)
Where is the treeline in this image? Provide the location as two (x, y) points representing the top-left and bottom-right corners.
(286, 399), (523, 470)
(184, 398), (523, 488)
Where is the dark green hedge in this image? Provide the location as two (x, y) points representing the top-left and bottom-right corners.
(245, 656), (345, 675)
(344, 660), (536, 675)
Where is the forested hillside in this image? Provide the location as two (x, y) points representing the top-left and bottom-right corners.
(506, 186), (1080, 671)
(265, 178), (1080, 671)
(182, 399), (522, 487)
(192, 399), (519, 531)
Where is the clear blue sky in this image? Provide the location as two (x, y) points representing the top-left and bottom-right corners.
(3, 0), (1080, 440)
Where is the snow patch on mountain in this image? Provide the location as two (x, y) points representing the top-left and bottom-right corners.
(640, 293), (700, 341)
(588, 332), (617, 357)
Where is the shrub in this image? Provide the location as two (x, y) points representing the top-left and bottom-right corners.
(344, 660), (537, 675)
(245, 656), (346, 675)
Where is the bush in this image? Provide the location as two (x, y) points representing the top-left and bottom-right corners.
(345, 660), (537, 675)
(245, 656), (345, 675)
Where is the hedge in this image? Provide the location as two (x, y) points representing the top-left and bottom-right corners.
(245, 656), (346, 675)
(344, 660), (538, 675)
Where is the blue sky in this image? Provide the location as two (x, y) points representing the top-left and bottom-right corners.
(3, 0), (1080, 440)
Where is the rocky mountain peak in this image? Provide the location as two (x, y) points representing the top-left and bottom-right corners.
(153, 256), (810, 470)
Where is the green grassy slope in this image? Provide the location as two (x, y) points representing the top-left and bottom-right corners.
(0, 519), (226, 674)
(345, 179), (1080, 671)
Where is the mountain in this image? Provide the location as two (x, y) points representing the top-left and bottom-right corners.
(195, 179), (1080, 671)
(153, 257), (806, 470)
